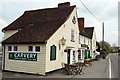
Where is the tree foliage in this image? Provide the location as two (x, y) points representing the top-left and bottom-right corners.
(99, 41), (112, 54)
(96, 41), (100, 52)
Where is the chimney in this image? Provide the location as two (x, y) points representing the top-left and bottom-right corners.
(58, 2), (70, 8)
(78, 18), (84, 30)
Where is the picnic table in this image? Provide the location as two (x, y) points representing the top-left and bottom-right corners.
(63, 62), (84, 75)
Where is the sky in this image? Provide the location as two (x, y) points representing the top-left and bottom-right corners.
(0, 0), (119, 46)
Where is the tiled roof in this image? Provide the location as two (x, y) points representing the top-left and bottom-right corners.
(84, 27), (94, 39)
(79, 29), (89, 38)
(2, 6), (75, 44)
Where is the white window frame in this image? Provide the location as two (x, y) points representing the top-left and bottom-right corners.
(8, 46), (12, 51)
(35, 46), (40, 52)
(28, 46), (40, 52)
(72, 50), (76, 63)
(8, 46), (18, 52)
(71, 29), (75, 42)
(28, 46), (33, 52)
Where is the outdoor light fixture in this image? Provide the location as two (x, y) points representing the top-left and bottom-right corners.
(64, 49), (68, 52)
(60, 37), (66, 45)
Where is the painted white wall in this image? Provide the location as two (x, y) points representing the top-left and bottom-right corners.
(79, 35), (84, 44)
(3, 44), (46, 75)
(3, 30), (18, 40)
(45, 7), (80, 72)
(91, 29), (96, 58)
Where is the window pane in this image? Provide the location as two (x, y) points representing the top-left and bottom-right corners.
(8, 46), (12, 51)
(35, 46), (40, 52)
(14, 46), (17, 51)
(71, 29), (75, 41)
(73, 51), (75, 60)
(78, 50), (81, 60)
(50, 45), (56, 60)
(28, 46), (33, 51)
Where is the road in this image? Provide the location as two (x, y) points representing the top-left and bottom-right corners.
(108, 53), (119, 78)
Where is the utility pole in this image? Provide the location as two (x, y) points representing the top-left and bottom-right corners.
(102, 22), (105, 59)
(102, 22), (104, 51)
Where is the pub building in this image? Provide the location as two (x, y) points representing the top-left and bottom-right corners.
(2, 2), (96, 75)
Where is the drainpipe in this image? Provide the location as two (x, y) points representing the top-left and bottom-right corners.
(2, 45), (5, 71)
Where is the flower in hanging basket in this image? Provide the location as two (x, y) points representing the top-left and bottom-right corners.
(64, 49), (68, 52)
(77, 50), (80, 52)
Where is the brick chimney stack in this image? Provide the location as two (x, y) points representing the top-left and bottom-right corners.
(78, 18), (84, 30)
(58, 2), (70, 8)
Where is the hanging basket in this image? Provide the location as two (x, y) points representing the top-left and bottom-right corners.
(77, 50), (80, 52)
(64, 49), (68, 52)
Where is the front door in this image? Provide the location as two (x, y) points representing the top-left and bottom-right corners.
(67, 49), (71, 64)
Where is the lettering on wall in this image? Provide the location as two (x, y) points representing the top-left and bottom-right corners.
(9, 52), (37, 61)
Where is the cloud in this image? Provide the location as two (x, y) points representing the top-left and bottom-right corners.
(106, 30), (118, 46)
(0, 19), (7, 29)
(0, 19), (7, 42)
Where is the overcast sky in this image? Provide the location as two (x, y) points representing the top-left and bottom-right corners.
(0, 0), (119, 46)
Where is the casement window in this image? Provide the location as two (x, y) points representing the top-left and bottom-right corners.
(84, 37), (85, 44)
(28, 46), (33, 51)
(73, 51), (75, 60)
(71, 29), (75, 42)
(8, 46), (12, 51)
(50, 45), (56, 61)
(78, 50), (81, 60)
(35, 46), (40, 52)
(28, 46), (40, 52)
(8, 46), (18, 51)
(72, 50), (76, 63)
(14, 46), (18, 51)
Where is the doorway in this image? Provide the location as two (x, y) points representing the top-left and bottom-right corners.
(67, 49), (71, 64)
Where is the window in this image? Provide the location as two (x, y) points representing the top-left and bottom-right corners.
(14, 46), (18, 51)
(8, 46), (12, 51)
(73, 50), (76, 63)
(88, 40), (89, 45)
(35, 46), (40, 52)
(82, 50), (84, 59)
(71, 29), (75, 42)
(50, 45), (56, 60)
(84, 37), (85, 44)
(73, 51), (75, 60)
(28, 46), (33, 51)
(78, 50), (81, 60)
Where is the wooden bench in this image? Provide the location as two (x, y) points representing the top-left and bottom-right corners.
(63, 63), (84, 75)
(84, 59), (92, 66)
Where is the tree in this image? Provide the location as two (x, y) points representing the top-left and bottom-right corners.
(96, 41), (100, 52)
(99, 41), (112, 55)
